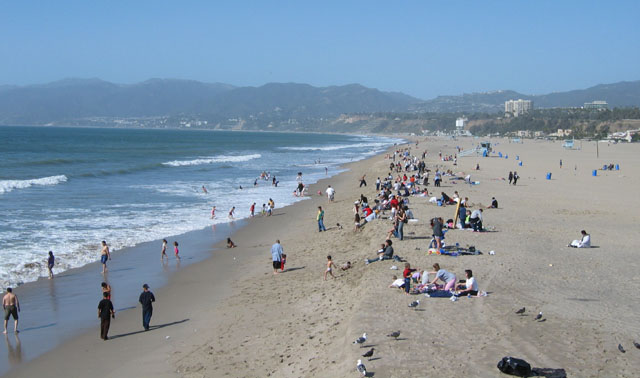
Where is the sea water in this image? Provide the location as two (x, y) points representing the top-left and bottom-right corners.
(0, 126), (401, 288)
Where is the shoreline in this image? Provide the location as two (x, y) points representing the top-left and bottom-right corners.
(1, 140), (402, 377)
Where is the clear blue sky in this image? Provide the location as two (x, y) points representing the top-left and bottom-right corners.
(1, 1), (638, 99)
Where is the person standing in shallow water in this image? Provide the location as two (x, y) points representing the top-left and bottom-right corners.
(100, 241), (111, 274)
(139, 284), (155, 331)
(47, 251), (55, 279)
(3, 288), (20, 334)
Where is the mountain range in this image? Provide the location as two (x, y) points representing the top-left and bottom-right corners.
(0, 78), (639, 125)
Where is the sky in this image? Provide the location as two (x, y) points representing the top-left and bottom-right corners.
(1, 1), (639, 99)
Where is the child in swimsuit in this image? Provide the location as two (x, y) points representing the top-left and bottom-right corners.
(324, 255), (337, 281)
(173, 241), (180, 259)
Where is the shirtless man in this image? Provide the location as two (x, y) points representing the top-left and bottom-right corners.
(100, 241), (111, 274)
(3, 288), (20, 334)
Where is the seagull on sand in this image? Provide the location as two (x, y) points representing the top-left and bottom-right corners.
(534, 312), (543, 321)
(353, 333), (367, 345)
(387, 331), (401, 339)
(408, 300), (420, 309)
(515, 307), (525, 315)
(356, 359), (367, 376)
(633, 341), (640, 349)
(362, 348), (375, 359)
(618, 344), (626, 353)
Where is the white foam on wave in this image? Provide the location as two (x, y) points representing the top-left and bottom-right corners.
(279, 143), (388, 151)
(162, 154), (261, 167)
(0, 175), (68, 194)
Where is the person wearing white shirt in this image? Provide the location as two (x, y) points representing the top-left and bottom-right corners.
(455, 270), (479, 297)
(569, 230), (591, 248)
(325, 185), (335, 203)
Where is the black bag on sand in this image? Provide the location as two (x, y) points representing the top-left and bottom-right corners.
(497, 356), (532, 377)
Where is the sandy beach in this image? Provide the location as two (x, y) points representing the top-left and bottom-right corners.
(5, 137), (640, 377)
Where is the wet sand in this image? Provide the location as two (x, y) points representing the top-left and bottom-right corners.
(5, 138), (640, 377)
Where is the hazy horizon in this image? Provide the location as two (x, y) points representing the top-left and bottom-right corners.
(1, 1), (638, 99)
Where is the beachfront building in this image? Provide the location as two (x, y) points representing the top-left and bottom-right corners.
(584, 100), (609, 110)
(455, 117), (472, 136)
(505, 99), (533, 117)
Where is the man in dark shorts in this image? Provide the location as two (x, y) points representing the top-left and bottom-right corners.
(139, 284), (156, 331)
(97, 291), (114, 340)
(3, 288), (20, 334)
(271, 240), (283, 274)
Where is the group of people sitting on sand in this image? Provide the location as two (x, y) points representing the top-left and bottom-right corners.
(388, 263), (482, 298)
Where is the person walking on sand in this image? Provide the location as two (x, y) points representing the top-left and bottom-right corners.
(359, 174), (367, 187)
(47, 251), (55, 279)
(139, 284), (155, 331)
(97, 291), (114, 340)
(508, 171), (513, 185)
(100, 241), (111, 274)
(326, 185), (335, 203)
(161, 239), (168, 261)
(173, 241), (180, 260)
(324, 255), (337, 280)
(271, 240), (283, 274)
(512, 171), (519, 185)
(101, 282), (112, 300)
(317, 206), (327, 232)
(3, 288), (20, 334)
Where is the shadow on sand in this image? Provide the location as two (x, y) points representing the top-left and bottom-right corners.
(109, 318), (189, 340)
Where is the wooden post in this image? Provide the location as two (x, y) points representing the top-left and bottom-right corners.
(453, 198), (462, 227)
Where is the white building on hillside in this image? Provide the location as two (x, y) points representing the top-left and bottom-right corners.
(505, 99), (533, 117)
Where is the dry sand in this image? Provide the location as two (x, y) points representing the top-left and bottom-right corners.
(6, 137), (640, 378)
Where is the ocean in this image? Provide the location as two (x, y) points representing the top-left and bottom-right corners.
(0, 126), (400, 289)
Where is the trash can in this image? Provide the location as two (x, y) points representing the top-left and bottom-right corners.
(516, 155), (519, 160)
(518, 161), (523, 166)
(505, 155), (508, 159)
(546, 173), (552, 180)
(603, 164), (607, 170)
(498, 152), (503, 158)
(616, 164), (620, 170)
(592, 170), (597, 176)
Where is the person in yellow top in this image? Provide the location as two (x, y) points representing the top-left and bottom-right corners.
(317, 206), (327, 232)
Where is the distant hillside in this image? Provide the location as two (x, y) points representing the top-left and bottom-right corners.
(411, 81), (640, 113)
(0, 79), (420, 125)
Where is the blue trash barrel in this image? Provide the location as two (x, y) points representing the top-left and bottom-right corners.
(546, 173), (552, 180)
(616, 164), (620, 170)
(592, 170), (597, 176)
(518, 161), (523, 166)
(505, 155), (508, 159)
(516, 155), (519, 160)
(603, 164), (607, 170)
(499, 152), (503, 157)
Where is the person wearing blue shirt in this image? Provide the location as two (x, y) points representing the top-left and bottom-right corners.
(271, 240), (283, 274)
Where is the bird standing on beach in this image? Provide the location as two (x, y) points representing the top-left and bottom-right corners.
(633, 341), (640, 349)
(618, 344), (626, 353)
(515, 307), (525, 315)
(362, 348), (375, 360)
(408, 300), (420, 309)
(387, 331), (401, 340)
(534, 311), (543, 321)
(353, 333), (367, 345)
(356, 359), (367, 376)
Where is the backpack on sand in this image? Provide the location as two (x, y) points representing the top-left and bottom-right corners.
(497, 356), (532, 377)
